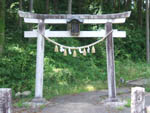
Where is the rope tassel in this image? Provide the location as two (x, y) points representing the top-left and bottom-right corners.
(92, 46), (96, 53)
(54, 45), (59, 52)
(83, 48), (87, 56)
(64, 49), (67, 56)
(73, 50), (77, 57)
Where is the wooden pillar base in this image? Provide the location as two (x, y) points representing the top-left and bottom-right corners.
(32, 97), (46, 103)
(24, 98), (47, 108)
(108, 97), (118, 102)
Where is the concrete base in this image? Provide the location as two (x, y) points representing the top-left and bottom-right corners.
(103, 97), (118, 102)
(32, 97), (46, 103)
(23, 97), (48, 108)
(103, 98), (127, 108)
(108, 97), (118, 102)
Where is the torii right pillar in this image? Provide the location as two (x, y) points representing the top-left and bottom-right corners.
(106, 22), (117, 102)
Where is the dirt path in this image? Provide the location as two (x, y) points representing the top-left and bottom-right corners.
(14, 87), (150, 113)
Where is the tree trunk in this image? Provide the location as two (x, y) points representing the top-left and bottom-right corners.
(19, 0), (22, 29)
(78, 0), (81, 13)
(124, 0), (126, 6)
(113, 0), (116, 11)
(30, 0), (33, 13)
(137, 0), (143, 27)
(0, 0), (5, 55)
(126, 0), (131, 10)
(46, 0), (50, 13)
(68, 0), (72, 14)
(118, 0), (120, 11)
(146, 0), (150, 63)
(53, 0), (58, 13)
(29, 0), (34, 42)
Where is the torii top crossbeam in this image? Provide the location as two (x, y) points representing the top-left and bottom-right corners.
(19, 11), (131, 19)
(19, 11), (131, 24)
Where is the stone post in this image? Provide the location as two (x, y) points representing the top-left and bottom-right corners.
(131, 87), (145, 113)
(146, 106), (150, 113)
(0, 88), (12, 113)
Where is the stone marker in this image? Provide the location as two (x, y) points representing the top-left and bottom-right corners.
(0, 88), (12, 113)
(146, 106), (150, 113)
(131, 87), (145, 113)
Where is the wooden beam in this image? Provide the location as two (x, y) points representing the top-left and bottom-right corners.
(24, 18), (126, 24)
(83, 18), (126, 24)
(24, 30), (126, 38)
(32, 20), (46, 103)
(19, 10), (131, 19)
(105, 22), (117, 102)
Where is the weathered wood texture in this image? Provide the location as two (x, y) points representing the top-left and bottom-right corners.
(24, 30), (126, 38)
(18, 10), (131, 19)
(105, 22), (117, 101)
(0, 88), (12, 113)
(131, 87), (145, 113)
(24, 18), (126, 24)
(34, 21), (45, 100)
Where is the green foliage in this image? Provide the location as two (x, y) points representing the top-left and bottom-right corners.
(34, 0), (47, 13)
(145, 86), (150, 92)
(116, 60), (149, 84)
(0, 43), (36, 92)
(114, 26), (146, 60)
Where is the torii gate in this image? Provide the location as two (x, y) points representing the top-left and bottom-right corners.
(18, 11), (131, 103)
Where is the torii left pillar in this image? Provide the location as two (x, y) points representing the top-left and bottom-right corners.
(32, 20), (46, 103)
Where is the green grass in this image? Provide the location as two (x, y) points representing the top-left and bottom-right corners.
(116, 60), (150, 86)
(117, 106), (124, 111)
(125, 99), (131, 108)
(43, 80), (107, 99)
